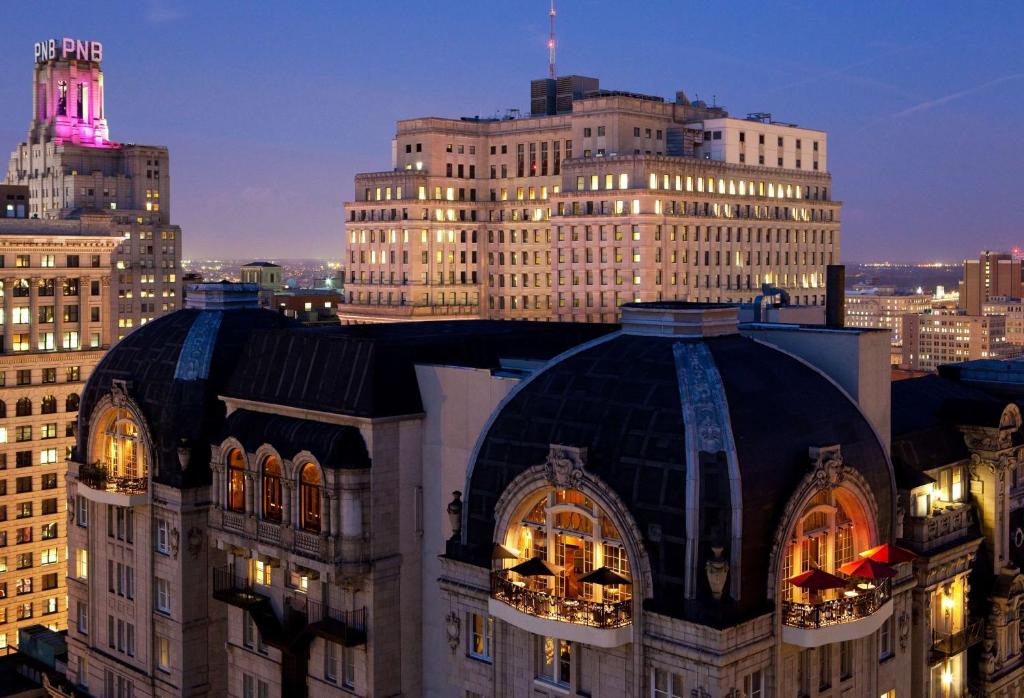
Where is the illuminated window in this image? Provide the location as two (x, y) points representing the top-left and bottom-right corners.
(536, 636), (571, 687)
(299, 463), (322, 533)
(261, 456), (282, 522)
(227, 449), (245, 513)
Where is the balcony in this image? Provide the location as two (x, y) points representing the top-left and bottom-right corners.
(903, 503), (977, 553)
(306, 599), (367, 647)
(930, 619), (984, 664)
(782, 578), (893, 647)
(488, 571), (632, 649)
(73, 462), (148, 507)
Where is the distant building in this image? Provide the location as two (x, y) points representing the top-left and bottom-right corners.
(0, 185), (29, 219)
(902, 310), (1019, 371)
(240, 262), (284, 293)
(342, 75), (839, 323)
(983, 296), (1024, 345)
(959, 251), (1022, 315)
(4, 38), (183, 338)
(845, 290), (932, 364)
(271, 289), (342, 325)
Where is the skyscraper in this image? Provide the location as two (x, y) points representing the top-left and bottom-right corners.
(342, 76), (840, 323)
(5, 38), (183, 338)
(959, 250), (1022, 315)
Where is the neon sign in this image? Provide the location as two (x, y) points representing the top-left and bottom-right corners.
(34, 39), (103, 64)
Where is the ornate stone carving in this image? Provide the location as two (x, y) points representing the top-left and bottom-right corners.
(445, 610), (460, 653)
(446, 491), (462, 541)
(898, 610), (910, 649)
(110, 379), (131, 407)
(543, 444), (586, 490)
(186, 527), (203, 559)
(809, 445), (846, 491)
(705, 545), (729, 600)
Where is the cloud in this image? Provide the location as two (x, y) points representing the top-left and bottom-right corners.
(892, 73), (1024, 118)
(146, 0), (187, 23)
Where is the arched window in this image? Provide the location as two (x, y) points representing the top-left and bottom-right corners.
(227, 449), (246, 513)
(262, 456), (282, 522)
(504, 488), (631, 604)
(15, 398), (31, 417)
(299, 463), (322, 533)
(65, 393), (80, 412)
(102, 411), (145, 480)
(0, 400), (7, 418)
(781, 489), (870, 602)
(12, 280), (29, 298)
(40, 395), (57, 414)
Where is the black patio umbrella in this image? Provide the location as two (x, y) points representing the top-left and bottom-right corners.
(492, 543), (520, 560)
(578, 566), (632, 586)
(509, 556), (562, 577)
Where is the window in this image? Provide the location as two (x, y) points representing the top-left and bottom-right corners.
(299, 463), (322, 533)
(325, 640), (340, 682)
(536, 636), (571, 687)
(242, 675), (269, 698)
(77, 601), (88, 634)
(819, 643), (832, 689)
(261, 456), (282, 522)
(251, 559), (271, 587)
(156, 637), (171, 673)
(66, 393), (80, 411)
(743, 669), (763, 698)
(653, 668), (683, 697)
(467, 612), (493, 661)
(155, 577), (170, 614)
(97, 408), (144, 479)
(15, 398), (31, 416)
(880, 615), (894, 659)
(840, 640), (853, 680)
(76, 547), (88, 579)
(227, 449), (245, 513)
(76, 496), (88, 527)
(156, 518), (170, 554)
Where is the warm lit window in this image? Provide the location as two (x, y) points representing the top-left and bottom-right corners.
(653, 668), (684, 697)
(467, 612), (493, 661)
(227, 449), (246, 513)
(96, 408), (146, 480)
(536, 636), (571, 687)
(262, 456), (282, 522)
(299, 463), (322, 533)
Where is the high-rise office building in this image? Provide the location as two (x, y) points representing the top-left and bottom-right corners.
(0, 191), (121, 652)
(959, 250), (1022, 315)
(342, 76), (840, 323)
(845, 290), (933, 364)
(5, 38), (183, 338)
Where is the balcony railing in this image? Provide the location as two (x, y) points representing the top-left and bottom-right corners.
(211, 567), (268, 609)
(306, 598), (368, 646)
(903, 503), (976, 553)
(77, 463), (147, 495)
(490, 571), (631, 630)
(931, 619), (984, 661)
(782, 578), (891, 630)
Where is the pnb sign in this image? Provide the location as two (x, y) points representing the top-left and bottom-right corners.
(34, 39), (103, 64)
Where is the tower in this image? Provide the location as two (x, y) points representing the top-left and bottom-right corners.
(29, 39), (110, 147)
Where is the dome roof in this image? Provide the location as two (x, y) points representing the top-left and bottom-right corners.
(78, 307), (295, 488)
(465, 331), (894, 625)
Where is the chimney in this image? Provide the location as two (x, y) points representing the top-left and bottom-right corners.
(825, 265), (846, 328)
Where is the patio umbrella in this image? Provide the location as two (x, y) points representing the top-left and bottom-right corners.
(838, 557), (896, 579)
(578, 566), (632, 586)
(508, 556), (562, 577)
(492, 543), (520, 560)
(860, 542), (917, 564)
(785, 568), (848, 591)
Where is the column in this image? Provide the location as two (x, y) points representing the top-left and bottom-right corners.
(100, 276), (111, 347)
(282, 479), (294, 528)
(2, 278), (13, 353)
(54, 275), (63, 351)
(28, 277), (39, 351)
(326, 491), (338, 538)
(77, 276), (87, 349)
(245, 473), (255, 517)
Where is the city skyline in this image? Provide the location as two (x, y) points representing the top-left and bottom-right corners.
(0, 1), (1022, 261)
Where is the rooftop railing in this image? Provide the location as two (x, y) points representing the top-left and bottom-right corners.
(77, 462), (147, 495)
(490, 571), (631, 629)
(782, 578), (891, 630)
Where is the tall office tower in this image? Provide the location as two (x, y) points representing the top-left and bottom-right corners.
(5, 38), (183, 339)
(959, 250), (1022, 315)
(341, 76), (840, 323)
(0, 189), (121, 652)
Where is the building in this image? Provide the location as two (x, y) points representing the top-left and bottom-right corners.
(0, 210), (121, 653)
(902, 310), (1020, 371)
(845, 289), (932, 364)
(983, 296), (1024, 345)
(270, 289), (343, 325)
(240, 262), (285, 307)
(959, 251), (1022, 316)
(341, 75), (840, 324)
(4, 38), (183, 337)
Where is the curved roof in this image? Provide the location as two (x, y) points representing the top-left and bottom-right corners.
(465, 332), (893, 625)
(220, 409), (370, 469)
(78, 308), (295, 488)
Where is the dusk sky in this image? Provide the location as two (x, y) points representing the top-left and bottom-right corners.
(0, 1), (1021, 262)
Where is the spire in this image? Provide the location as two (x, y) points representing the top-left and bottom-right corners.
(548, 0), (556, 80)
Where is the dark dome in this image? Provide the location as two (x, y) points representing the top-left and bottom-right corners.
(466, 332), (894, 625)
(78, 307), (296, 487)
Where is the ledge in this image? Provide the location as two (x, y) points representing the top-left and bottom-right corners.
(782, 599), (892, 648)
(488, 598), (632, 649)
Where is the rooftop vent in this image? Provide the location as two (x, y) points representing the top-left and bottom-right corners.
(619, 302), (739, 337)
(185, 282), (260, 310)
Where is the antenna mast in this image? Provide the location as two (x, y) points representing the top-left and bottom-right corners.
(548, 0), (556, 79)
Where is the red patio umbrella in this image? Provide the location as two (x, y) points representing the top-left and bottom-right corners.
(838, 557), (896, 579)
(860, 543), (917, 564)
(786, 568), (848, 591)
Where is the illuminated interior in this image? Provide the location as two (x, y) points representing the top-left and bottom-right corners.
(94, 407), (146, 480)
(503, 488), (631, 605)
